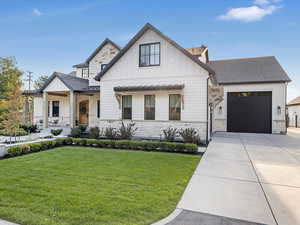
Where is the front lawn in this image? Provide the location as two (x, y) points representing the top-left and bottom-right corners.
(0, 147), (200, 225)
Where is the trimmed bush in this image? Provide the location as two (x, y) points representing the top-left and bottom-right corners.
(20, 124), (38, 133)
(70, 128), (82, 138)
(104, 127), (118, 140)
(88, 127), (100, 139)
(5, 137), (198, 159)
(51, 129), (63, 136)
(78, 125), (88, 133)
(0, 128), (28, 137)
(179, 128), (201, 144)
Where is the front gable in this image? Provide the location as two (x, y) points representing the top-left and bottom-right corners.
(44, 77), (70, 92)
(101, 29), (209, 82)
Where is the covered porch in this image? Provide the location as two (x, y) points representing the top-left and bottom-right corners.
(31, 72), (100, 129)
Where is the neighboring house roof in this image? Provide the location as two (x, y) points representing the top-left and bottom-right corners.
(288, 96), (300, 106)
(208, 56), (291, 85)
(114, 84), (184, 92)
(94, 23), (216, 82)
(73, 38), (121, 68)
(186, 46), (207, 56)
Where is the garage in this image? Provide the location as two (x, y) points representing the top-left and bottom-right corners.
(227, 92), (272, 133)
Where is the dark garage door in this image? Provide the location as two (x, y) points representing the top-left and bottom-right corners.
(227, 92), (272, 133)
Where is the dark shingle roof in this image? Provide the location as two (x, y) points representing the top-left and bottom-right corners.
(288, 96), (300, 106)
(208, 56), (291, 85)
(95, 23), (215, 82)
(39, 72), (99, 92)
(114, 84), (184, 92)
(73, 38), (121, 68)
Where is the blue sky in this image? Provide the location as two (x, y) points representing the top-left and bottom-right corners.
(0, 0), (299, 100)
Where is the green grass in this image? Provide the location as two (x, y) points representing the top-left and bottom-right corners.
(0, 147), (200, 225)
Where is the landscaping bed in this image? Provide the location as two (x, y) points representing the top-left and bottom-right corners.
(0, 146), (200, 225)
(5, 137), (198, 158)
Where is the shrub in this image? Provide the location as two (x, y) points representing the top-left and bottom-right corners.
(118, 122), (137, 140)
(20, 124), (38, 133)
(179, 128), (200, 144)
(88, 127), (100, 139)
(78, 125), (88, 133)
(70, 127), (82, 138)
(63, 137), (73, 145)
(104, 127), (118, 140)
(0, 128), (27, 137)
(7, 145), (30, 157)
(86, 139), (98, 147)
(51, 129), (63, 136)
(55, 138), (65, 146)
(30, 143), (42, 152)
(162, 127), (178, 142)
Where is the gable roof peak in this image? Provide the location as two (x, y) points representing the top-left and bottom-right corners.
(94, 23), (215, 81)
(73, 38), (121, 68)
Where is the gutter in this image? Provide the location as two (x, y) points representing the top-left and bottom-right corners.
(206, 77), (209, 145)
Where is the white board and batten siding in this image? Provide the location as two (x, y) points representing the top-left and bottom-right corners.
(213, 82), (287, 134)
(288, 105), (300, 127)
(99, 29), (211, 141)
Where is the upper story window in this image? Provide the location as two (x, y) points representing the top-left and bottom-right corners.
(101, 64), (107, 71)
(82, 68), (89, 78)
(139, 43), (160, 67)
(169, 94), (181, 121)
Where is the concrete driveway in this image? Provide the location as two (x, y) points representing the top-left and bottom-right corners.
(176, 129), (300, 225)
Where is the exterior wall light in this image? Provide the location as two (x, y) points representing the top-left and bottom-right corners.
(218, 106), (222, 114)
(277, 106), (281, 115)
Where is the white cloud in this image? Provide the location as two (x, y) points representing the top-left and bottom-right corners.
(254, 0), (270, 6)
(33, 8), (43, 16)
(218, 5), (280, 22)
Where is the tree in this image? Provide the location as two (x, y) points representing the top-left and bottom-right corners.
(34, 75), (49, 90)
(0, 57), (23, 142)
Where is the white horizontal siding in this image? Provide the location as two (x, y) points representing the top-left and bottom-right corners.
(213, 82), (287, 133)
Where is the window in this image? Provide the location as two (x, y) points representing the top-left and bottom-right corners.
(122, 95), (132, 120)
(139, 43), (160, 67)
(144, 95), (155, 120)
(82, 68), (89, 78)
(169, 94), (181, 120)
(97, 100), (100, 118)
(52, 101), (59, 117)
(101, 64), (107, 71)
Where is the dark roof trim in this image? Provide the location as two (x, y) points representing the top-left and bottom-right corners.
(22, 90), (42, 95)
(218, 81), (289, 85)
(73, 63), (88, 68)
(95, 23), (215, 81)
(73, 38), (121, 68)
(114, 84), (184, 92)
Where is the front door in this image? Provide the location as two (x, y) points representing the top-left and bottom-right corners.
(79, 100), (89, 125)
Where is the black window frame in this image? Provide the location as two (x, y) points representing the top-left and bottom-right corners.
(97, 100), (100, 118)
(81, 68), (89, 78)
(52, 101), (60, 117)
(139, 42), (160, 67)
(122, 95), (132, 120)
(169, 94), (181, 121)
(101, 64), (107, 71)
(144, 95), (155, 120)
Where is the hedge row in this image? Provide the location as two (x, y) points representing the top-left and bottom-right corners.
(6, 138), (198, 157)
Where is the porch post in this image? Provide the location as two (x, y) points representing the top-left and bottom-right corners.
(43, 92), (48, 128)
(69, 91), (76, 128)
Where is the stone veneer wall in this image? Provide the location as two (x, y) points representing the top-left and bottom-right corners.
(273, 120), (287, 134)
(98, 120), (208, 141)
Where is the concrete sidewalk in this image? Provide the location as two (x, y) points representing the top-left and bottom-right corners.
(170, 131), (300, 225)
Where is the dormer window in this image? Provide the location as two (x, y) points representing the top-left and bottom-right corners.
(139, 43), (160, 67)
(82, 68), (89, 78)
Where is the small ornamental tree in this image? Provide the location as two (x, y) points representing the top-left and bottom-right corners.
(34, 75), (49, 90)
(0, 57), (23, 142)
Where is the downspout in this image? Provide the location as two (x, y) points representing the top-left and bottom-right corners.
(285, 82), (288, 134)
(206, 77), (209, 145)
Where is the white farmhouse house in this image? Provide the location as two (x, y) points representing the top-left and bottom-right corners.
(26, 23), (291, 143)
(287, 96), (300, 128)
